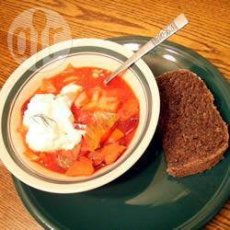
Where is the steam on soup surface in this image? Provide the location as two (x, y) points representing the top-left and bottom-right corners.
(20, 66), (140, 176)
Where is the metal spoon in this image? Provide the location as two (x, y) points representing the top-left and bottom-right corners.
(104, 14), (188, 85)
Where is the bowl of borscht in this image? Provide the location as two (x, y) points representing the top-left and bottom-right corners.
(0, 39), (160, 193)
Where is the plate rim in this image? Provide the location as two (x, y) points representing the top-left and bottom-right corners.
(12, 36), (230, 230)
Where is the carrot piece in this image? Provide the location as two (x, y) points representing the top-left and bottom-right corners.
(83, 125), (103, 151)
(103, 143), (126, 165)
(66, 156), (94, 176)
(89, 143), (126, 166)
(106, 128), (124, 143)
(88, 150), (105, 166)
(118, 99), (139, 121)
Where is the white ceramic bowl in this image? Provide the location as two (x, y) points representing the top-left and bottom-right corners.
(0, 38), (160, 193)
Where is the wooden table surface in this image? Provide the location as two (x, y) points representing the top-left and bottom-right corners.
(0, 0), (229, 229)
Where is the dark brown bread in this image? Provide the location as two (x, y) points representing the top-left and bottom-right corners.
(157, 69), (229, 177)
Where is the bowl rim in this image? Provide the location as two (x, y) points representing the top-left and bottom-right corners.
(0, 38), (160, 193)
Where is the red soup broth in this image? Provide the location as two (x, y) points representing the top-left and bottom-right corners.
(20, 67), (140, 176)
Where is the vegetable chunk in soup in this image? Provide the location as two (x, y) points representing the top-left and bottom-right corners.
(20, 66), (140, 176)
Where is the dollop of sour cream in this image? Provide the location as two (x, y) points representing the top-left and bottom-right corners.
(23, 84), (85, 152)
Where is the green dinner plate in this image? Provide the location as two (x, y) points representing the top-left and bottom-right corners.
(13, 36), (230, 230)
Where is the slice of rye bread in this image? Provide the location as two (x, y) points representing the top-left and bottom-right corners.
(157, 69), (229, 177)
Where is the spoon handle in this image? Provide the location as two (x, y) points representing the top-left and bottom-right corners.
(104, 14), (188, 85)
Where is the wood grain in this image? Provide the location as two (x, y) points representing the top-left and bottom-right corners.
(0, 0), (229, 229)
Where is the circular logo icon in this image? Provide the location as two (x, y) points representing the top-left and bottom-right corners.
(7, 7), (72, 71)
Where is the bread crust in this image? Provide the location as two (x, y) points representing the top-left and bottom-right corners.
(157, 69), (229, 177)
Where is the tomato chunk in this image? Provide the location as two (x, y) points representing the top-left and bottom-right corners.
(83, 112), (119, 151)
(72, 105), (93, 124)
(37, 153), (66, 173)
(117, 116), (139, 135)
